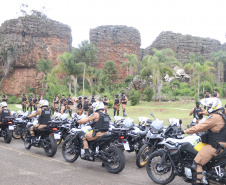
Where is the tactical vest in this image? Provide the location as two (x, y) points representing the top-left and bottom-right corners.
(3, 98), (7, 102)
(93, 112), (110, 132)
(77, 102), (82, 109)
(33, 98), (37, 103)
(60, 98), (66, 104)
(103, 98), (108, 106)
(121, 97), (127, 104)
(22, 97), (27, 102)
(194, 107), (203, 119)
(1, 109), (10, 119)
(114, 98), (119, 105)
(68, 98), (73, 105)
(213, 93), (217, 97)
(54, 98), (59, 104)
(205, 94), (210, 98)
(91, 98), (96, 104)
(83, 101), (89, 110)
(39, 108), (51, 125)
(206, 124), (226, 144)
(88, 108), (93, 116)
(29, 98), (32, 103)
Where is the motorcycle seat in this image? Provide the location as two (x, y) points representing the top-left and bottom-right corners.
(112, 128), (129, 133)
(88, 133), (112, 145)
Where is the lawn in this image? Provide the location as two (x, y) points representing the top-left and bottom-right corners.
(8, 98), (226, 129)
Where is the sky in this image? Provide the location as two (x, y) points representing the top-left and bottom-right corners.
(0, 0), (226, 48)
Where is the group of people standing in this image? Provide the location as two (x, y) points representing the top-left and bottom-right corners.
(22, 94), (43, 112)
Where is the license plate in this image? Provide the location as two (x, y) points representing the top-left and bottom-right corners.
(123, 142), (130, 150)
(54, 133), (61, 139)
(9, 126), (14, 130)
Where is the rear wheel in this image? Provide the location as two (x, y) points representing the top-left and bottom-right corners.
(146, 151), (175, 184)
(12, 126), (21, 139)
(4, 128), (13, 143)
(104, 146), (125, 174)
(62, 136), (79, 163)
(24, 130), (31, 149)
(44, 136), (57, 157)
(136, 144), (151, 168)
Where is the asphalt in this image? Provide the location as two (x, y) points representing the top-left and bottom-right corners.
(0, 139), (189, 185)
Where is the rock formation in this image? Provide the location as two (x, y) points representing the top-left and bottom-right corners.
(144, 31), (221, 62)
(0, 15), (72, 96)
(90, 25), (141, 80)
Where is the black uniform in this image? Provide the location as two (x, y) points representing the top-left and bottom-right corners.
(194, 107), (203, 120)
(39, 108), (51, 125)
(83, 101), (89, 111)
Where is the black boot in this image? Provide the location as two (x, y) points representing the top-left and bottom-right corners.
(69, 110), (72, 117)
(114, 110), (116, 116)
(123, 109), (127, 117)
(31, 136), (36, 143)
(117, 110), (119, 116)
(84, 149), (91, 159)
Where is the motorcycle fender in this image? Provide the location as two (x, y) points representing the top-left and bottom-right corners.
(157, 149), (168, 166)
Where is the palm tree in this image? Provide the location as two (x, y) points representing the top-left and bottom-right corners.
(35, 58), (53, 93)
(103, 60), (118, 91)
(121, 54), (140, 76)
(140, 48), (180, 102)
(210, 51), (226, 83)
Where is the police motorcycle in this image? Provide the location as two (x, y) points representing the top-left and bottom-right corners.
(136, 113), (183, 168)
(23, 118), (58, 157)
(62, 116), (126, 174)
(189, 113), (207, 127)
(145, 130), (226, 184)
(111, 117), (151, 155)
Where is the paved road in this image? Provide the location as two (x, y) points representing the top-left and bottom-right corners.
(0, 139), (189, 185)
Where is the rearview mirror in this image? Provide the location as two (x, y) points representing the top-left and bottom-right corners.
(179, 119), (182, 125)
(150, 113), (155, 118)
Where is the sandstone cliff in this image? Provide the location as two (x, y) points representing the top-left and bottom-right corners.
(90, 25), (141, 80)
(0, 15), (72, 96)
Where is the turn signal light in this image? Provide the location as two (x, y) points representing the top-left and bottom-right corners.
(52, 128), (57, 131)
(119, 136), (124, 140)
(8, 121), (13, 124)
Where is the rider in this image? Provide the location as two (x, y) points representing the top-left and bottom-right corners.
(0, 102), (12, 124)
(27, 100), (51, 143)
(113, 95), (121, 116)
(22, 94), (28, 112)
(68, 94), (74, 117)
(183, 98), (226, 185)
(213, 89), (220, 98)
(53, 94), (59, 113)
(77, 102), (110, 159)
(90, 95), (96, 104)
(103, 95), (109, 113)
(83, 97), (90, 116)
(121, 93), (128, 117)
(189, 102), (205, 123)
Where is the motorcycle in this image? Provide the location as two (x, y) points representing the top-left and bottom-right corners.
(136, 113), (183, 168)
(146, 132), (226, 184)
(62, 126), (126, 174)
(0, 116), (15, 143)
(23, 120), (58, 157)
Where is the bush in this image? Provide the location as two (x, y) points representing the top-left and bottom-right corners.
(7, 95), (21, 104)
(108, 99), (114, 108)
(143, 87), (154, 102)
(129, 89), (141, 106)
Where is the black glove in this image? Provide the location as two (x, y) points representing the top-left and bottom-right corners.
(180, 130), (185, 134)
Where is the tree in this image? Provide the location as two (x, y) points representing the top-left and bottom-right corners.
(72, 40), (98, 96)
(140, 48), (180, 102)
(102, 60), (118, 91)
(121, 54), (140, 76)
(210, 51), (226, 83)
(35, 59), (53, 93)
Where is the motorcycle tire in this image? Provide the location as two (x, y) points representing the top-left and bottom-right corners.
(146, 151), (175, 184)
(4, 128), (13, 143)
(12, 127), (21, 139)
(136, 144), (151, 168)
(20, 128), (27, 141)
(62, 136), (79, 163)
(104, 146), (125, 174)
(44, 136), (57, 157)
(24, 131), (31, 149)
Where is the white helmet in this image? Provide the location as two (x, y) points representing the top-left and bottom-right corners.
(39, 99), (49, 108)
(200, 98), (222, 113)
(1, 102), (7, 108)
(92, 102), (105, 112)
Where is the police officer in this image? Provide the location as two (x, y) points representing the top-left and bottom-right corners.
(76, 97), (83, 115)
(83, 97), (90, 116)
(2, 95), (7, 102)
(53, 94), (59, 113)
(60, 100), (67, 114)
(38, 94), (43, 108)
(213, 89), (220, 98)
(27, 95), (33, 112)
(204, 90), (211, 98)
(90, 95), (96, 104)
(103, 95), (109, 113)
(27, 100), (51, 143)
(183, 98), (226, 185)
(22, 94), (28, 112)
(32, 95), (38, 111)
(113, 95), (121, 116)
(77, 102), (110, 159)
(88, 103), (93, 116)
(189, 102), (205, 123)
(67, 95), (74, 117)
(0, 102), (12, 125)
(121, 93), (128, 117)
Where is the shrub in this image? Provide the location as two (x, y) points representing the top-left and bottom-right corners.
(7, 95), (21, 104)
(143, 87), (154, 102)
(108, 99), (114, 108)
(129, 88), (141, 106)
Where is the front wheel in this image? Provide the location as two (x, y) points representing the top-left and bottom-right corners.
(44, 136), (57, 157)
(104, 146), (125, 174)
(62, 136), (79, 163)
(136, 144), (151, 168)
(4, 128), (13, 143)
(12, 126), (21, 139)
(24, 130), (31, 149)
(146, 151), (175, 184)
